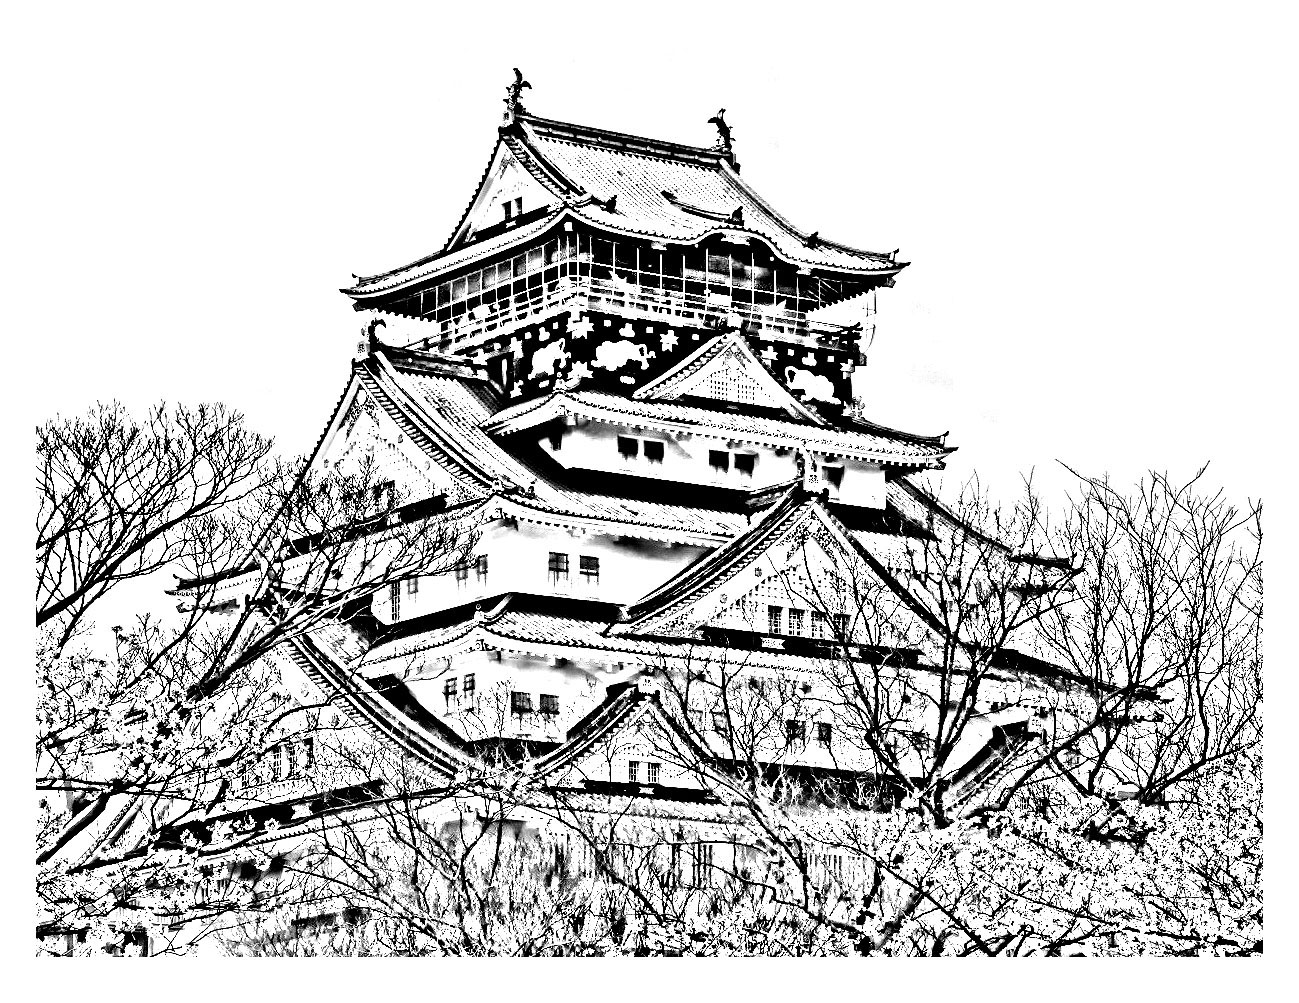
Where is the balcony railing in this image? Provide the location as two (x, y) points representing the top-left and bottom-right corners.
(392, 276), (870, 357)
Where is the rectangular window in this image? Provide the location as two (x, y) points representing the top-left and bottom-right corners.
(463, 673), (475, 696)
(617, 435), (639, 458)
(643, 439), (665, 463)
(389, 582), (401, 619)
(734, 452), (756, 476)
(628, 760), (640, 783)
(540, 694), (560, 716)
(810, 611), (827, 639)
(786, 719), (806, 743)
(579, 555), (600, 585)
(646, 762), (660, 784)
(787, 608), (805, 636)
(475, 555), (489, 584)
(817, 722), (833, 746)
(548, 552), (569, 585)
(709, 449), (730, 472)
(510, 691), (532, 715)
(767, 605), (783, 634)
(405, 578), (419, 595)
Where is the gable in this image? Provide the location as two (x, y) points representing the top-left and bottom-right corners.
(634, 333), (826, 424)
(449, 144), (559, 249)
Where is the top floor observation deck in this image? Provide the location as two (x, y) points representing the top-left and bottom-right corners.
(368, 232), (878, 361)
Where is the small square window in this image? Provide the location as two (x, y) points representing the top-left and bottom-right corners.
(817, 722), (832, 746)
(787, 608), (805, 636)
(510, 691), (533, 715)
(646, 762), (660, 784)
(643, 440), (664, 463)
(785, 719), (806, 743)
(540, 694), (560, 716)
(709, 449), (730, 472)
(734, 453), (756, 476)
(580, 555), (600, 584)
(628, 760), (640, 783)
(617, 435), (639, 458)
(463, 673), (475, 696)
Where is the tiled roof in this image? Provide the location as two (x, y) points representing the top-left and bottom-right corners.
(344, 112), (904, 298)
(484, 389), (951, 466)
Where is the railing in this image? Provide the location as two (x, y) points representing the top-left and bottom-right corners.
(392, 276), (870, 356)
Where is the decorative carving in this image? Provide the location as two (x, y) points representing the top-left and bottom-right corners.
(784, 366), (838, 403)
(503, 67), (531, 124)
(593, 339), (651, 371)
(707, 108), (732, 155)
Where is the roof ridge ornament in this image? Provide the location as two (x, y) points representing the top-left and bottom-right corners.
(707, 108), (733, 156)
(503, 67), (531, 125)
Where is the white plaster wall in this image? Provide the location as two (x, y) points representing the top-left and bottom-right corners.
(373, 518), (711, 624)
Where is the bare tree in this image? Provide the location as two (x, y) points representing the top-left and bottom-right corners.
(36, 401), (472, 954)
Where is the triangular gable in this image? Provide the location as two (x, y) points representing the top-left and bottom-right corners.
(445, 141), (565, 252)
(633, 332), (826, 425)
(621, 496), (936, 644)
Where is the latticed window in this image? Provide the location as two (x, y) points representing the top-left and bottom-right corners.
(767, 605), (783, 634)
(643, 440), (664, 463)
(510, 691), (532, 715)
(628, 760), (640, 783)
(548, 552), (569, 585)
(475, 555), (489, 584)
(646, 762), (660, 784)
(580, 555), (600, 585)
(540, 693), (560, 716)
(787, 608), (805, 636)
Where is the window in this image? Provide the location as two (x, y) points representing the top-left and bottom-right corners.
(405, 577), (419, 595)
(709, 449), (730, 472)
(767, 604), (783, 634)
(463, 673), (475, 696)
(617, 435), (639, 458)
(389, 582), (401, 620)
(455, 563), (469, 588)
(734, 452), (756, 476)
(540, 693), (560, 716)
(646, 762), (660, 784)
(822, 464), (845, 489)
(787, 608), (805, 636)
(510, 691), (532, 715)
(810, 611), (827, 639)
(817, 722), (833, 746)
(475, 555), (489, 584)
(628, 760), (640, 783)
(580, 555), (600, 585)
(785, 719), (806, 744)
(643, 440), (664, 463)
(548, 552), (569, 585)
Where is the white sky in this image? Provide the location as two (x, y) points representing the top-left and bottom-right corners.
(11, 3), (1291, 508)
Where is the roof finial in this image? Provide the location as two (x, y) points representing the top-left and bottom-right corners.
(707, 108), (733, 156)
(504, 67), (531, 124)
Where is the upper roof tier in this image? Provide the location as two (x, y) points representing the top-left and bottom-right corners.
(344, 111), (906, 301)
